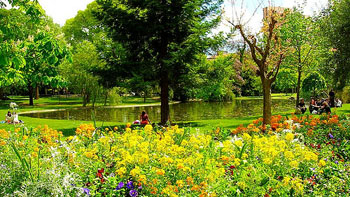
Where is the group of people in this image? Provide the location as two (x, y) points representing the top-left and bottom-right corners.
(5, 111), (21, 124)
(297, 95), (342, 115)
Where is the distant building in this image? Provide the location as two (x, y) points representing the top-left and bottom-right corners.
(263, 6), (288, 20)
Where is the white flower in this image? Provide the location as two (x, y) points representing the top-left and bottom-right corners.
(9, 102), (17, 109)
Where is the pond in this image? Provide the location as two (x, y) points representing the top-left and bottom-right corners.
(21, 99), (295, 122)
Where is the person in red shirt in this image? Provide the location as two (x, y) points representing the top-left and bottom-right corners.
(140, 111), (150, 125)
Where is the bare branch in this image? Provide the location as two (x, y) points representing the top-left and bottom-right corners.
(270, 53), (285, 82)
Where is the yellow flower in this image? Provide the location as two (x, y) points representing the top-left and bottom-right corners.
(130, 166), (141, 177)
(84, 151), (94, 159)
(176, 180), (184, 188)
(243, 133), (252, 141)
(284, 151), (294, 159)
(319, 160), (326, 167)
(105, 127), (109, 131)
(263, 158), (272, 164)
(289, 160), (298, 168)
(285, 133), (294, 141)
(156, 169), (165, 176)
(234, 140), (243, 148)
(126, 123), (131, 128)
(114, 126), (118, 131)
(116, 167), (126, 176)
(0, 140), (6, 146)
(282, 176), (291, 185)
(31, 152), (38, 158)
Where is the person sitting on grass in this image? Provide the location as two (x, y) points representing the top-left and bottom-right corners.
(5, 111), (12, 123)
(297, 98), (307, 114)
(335, 98), (342, 107)
(140, 110), (150, 125)
(319, 101), (331, 114)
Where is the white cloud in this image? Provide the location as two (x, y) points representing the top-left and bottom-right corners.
(38, 0), (94, 26)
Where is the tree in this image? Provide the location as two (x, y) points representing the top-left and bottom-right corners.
(274, 68), (297, 94)
(0, 0), (42, 99)
(318, 0), (350, 89)
(62, 1), (129, 90)
(23, 30), (70, 105)
(60, 41), (105, 107)
(95, 0), (223, 124)
(280, 9), (314, 106)
(302, 72), (326, 98)
(232, 10), (287, 125)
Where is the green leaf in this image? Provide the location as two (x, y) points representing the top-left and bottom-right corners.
(0, 53), (9, 66)
(48, 54), (58, 65)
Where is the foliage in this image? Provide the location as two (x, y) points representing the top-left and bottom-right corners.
(23, 29), (70, 105)
(59, 41), (103, 107)
(107, 87), (123, 106)
(62, 1), (128, 89)
(317, 0), (350, 88)
(274, 68), (297, 93)
(0, 0), (44, 89)
(187, 53), (242, 101)
(339, 86), (350, 103)
(301, 72), (326, 98)
(95, 0), (224, 124)
(280, 9), (315, 104)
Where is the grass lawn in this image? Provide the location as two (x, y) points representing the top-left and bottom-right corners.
(0, 94), (349, 136)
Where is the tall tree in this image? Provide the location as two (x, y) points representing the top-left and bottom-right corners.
(62, 1), (129, 89)
(280, 9), (314, 106)
(95, 0), (223, 124)
(60, 41), (105, 107)
(233, 10), (287, 125)
(0, 0), (42, 99)
(318, 0), (350, 89)
(23, 30), (70, 105)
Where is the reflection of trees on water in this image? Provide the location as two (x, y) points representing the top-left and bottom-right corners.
(22, 99), (295, 122)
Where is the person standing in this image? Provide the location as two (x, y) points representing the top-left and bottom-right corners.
(329, 89), (335, 107)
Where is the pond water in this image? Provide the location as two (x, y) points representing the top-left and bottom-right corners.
(21, 99), (295, 122)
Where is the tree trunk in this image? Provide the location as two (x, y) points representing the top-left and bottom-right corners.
(144, 92), (146, 103)
(0, 88), (4, 100)
(296, 65), (302, 107)
(83, 94), (87, 107)
(160, 71), (169, 125)
(262, 79), (272, 126)
(35, 86), (40, 100)
(28, 85), (34, 106)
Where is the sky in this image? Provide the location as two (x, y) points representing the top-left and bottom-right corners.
(38, 0), (328, 32)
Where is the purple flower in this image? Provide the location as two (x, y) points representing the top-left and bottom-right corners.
(83, 188), (90, 196)
(127, 181), (134, 189)
(129, 189), (138, 197)
(116, 182), (124, 190)
(328, 133), (334, 138)
(138, 185), (142, 190)
(335, 160), (339, 164)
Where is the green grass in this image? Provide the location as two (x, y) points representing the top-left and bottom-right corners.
(235, 93), (296, 100)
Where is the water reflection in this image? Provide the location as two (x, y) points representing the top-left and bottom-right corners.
(21, 99), (294, 122)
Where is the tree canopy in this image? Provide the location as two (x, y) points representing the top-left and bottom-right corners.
(95, 0), (223, 124)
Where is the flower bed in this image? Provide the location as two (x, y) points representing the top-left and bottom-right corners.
(0, 114), (349, 196)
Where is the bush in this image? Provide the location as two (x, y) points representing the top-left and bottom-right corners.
(108, 87), (122, 105)
(340, 86), (350, 103)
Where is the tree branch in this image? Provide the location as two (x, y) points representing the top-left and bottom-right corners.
(270, 53), (285, 82)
